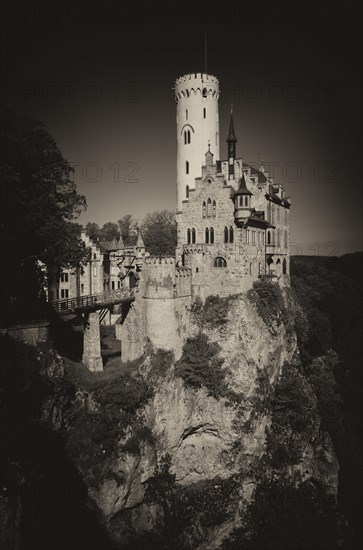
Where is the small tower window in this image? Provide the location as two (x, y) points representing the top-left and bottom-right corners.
(284, 229), (288, 248)
(187, 228), (191, 244)
(229, 226), (234, 243)
(214, 257), (227, 268)
(267, 230), (271, 245)
(186, 185), (189, 198)
(202, 87), (207, 98)
(186, 109), (188, 120)
(250, 262), (253, 275)
(207, 198), (212, 217)
(184, 131), (187, 144)
(192, 228), (196, 244)
(202, 201), (206, 218)
(283, 258), (287, 275)
(224, 226), (229, 243)
(203, 108), (206, 118)
(205, 227), (210, 244)
(213, 200), (216, 217)
(186, 161), (189, 174)
(210, 227), (214, 244)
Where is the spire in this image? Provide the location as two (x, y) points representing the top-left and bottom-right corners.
(227, 105), (237, 178)
(227, 105), (237, 144)
(136, 229), (145, 249)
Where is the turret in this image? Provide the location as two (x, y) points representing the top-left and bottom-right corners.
(233, 174), (253, 226)
(175, 73), (220, 212)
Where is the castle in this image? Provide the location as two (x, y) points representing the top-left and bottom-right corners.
(49, 71), (290, 366)
(119, 72), (291, 362)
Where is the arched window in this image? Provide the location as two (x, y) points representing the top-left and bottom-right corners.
(186, 109), (188, 120)
(203, 107), (206, 118)
(202, 201), (206, 218)
(202, 87), (207, 98)
(187, 130), (191, 144)
(229, 226), (234, 243)
(187, 228), (191, 244)
(224, 227), (228, 243)
(184, 131), (187, 144)
(283, 258), (287, 275)
(210, 227), (214, 244)
(267, 230), (271, 245)
(205, 227), (210, 244)
(212, 200), (216, 216)
(284, 229), (288, 248)
(192, 228), (196, 244)
(186, 185), (189, 198)
(207, 198), (212, 217)
(186, 161), (189, 174)
(214, 256), (227, 268)
(249, 262), (253, 275)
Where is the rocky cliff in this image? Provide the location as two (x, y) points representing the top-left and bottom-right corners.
(39, 284), (340, 549)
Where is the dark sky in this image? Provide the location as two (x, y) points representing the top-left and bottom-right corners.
(1, 0), (362, 255)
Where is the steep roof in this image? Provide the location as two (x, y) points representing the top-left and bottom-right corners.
(233, 174), (253, 196)
(100, 237), (124, 251)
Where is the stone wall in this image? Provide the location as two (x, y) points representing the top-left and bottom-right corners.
(6, 322), (50, 346)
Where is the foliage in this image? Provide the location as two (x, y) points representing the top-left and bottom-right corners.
(118, 214), (138, 245)
(140, 209), (177, 256)
(247, 278), (287, 332)
(99, 221), (120, 241)
(0, 106), (88, 317)
(266, 363), (319, 466)
(191, 294), (238, 329)
(145, 455), (239, 549)
(66, 372), (154, 485)
(149, 349), (174, 379)
(175, 332), (227, 398)
(223, 478), (340, 550)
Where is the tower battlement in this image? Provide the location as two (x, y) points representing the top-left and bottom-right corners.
(175, 73), (219, 100)
(144, 257), (175, 266)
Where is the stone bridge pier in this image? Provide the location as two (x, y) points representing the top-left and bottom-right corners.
(82, 311), (103, 372)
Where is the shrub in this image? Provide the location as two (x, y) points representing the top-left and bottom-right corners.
(191, 294), (238, 329)
(175, 332), (226, 398)
(247, 279), (287, 331)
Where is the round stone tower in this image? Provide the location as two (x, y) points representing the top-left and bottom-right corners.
(175, 73), (220, 212)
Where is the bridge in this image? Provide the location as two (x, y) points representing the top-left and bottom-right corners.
(49, 288), (137, 373)
(49, 288), (137, 316)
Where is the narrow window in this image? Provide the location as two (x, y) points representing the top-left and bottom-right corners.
(112, 281), (115, 289)
(192, 228), (196, 244)
(184, 131), (187, 144)
(202, 87), (207, 98)
(188, 130), (191, 144)
(207, 198), (212, 217)
(239, 195), (243, 207)
(186, 161), (189, 174)
(186, 185), (189, 198)
(229, 226), (234, 243)
(93, 253), (96, 259)
(267, 231), (271, 245)
(202, 201), (206, 218)
(203, 107), (206, 118)
(250, 262), (252, 275)
(186, 109), (188, 120)
(187, 228), (191, 244)
(81, 283), (84, 294)
(205, 228), (209, 244)
(210, 227), (214, 244)
(213, 200), (216, 217)
(224, 227), (229, 243)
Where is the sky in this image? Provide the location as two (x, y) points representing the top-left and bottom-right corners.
(1, 0), (362, 255)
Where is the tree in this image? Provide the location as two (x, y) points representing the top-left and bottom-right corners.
(140, 210), (177, 256)
(99, 222), (120, 241)
(118, 214), (137, 245)
(85, 222), (101, 242)
(0, 106), (88, 320)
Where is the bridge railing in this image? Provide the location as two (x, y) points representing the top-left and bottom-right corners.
(49, 288), (136, 313)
